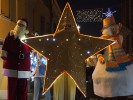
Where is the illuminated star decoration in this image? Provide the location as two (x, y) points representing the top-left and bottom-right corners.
(103, 8), (116, 18)
(23, 2), (113, 97)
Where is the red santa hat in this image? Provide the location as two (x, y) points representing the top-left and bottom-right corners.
(17, 20), (27, 27)
(17, 18), (29, 28)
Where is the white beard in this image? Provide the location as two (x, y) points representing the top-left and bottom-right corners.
(18, 32), (26, 40)
(13, 25), (26, 40)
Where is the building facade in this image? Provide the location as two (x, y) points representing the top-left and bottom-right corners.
(0, 0), (61, 38)
(120, 0), (133, 56)
(0, 0), (61, 99)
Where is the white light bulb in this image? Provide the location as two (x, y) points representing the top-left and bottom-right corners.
(77, 25), (80, 31)
(46, 38), (49, 41)
(66, 39), (69, 41)
(87, 51), (90, 54)
(53, 38), (56, 41)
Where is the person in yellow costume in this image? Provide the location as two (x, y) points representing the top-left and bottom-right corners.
(53, 73), (76, 100)
(89, 14), (133, 99)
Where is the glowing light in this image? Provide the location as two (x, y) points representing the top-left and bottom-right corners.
(46, 38), (49, 41)
(87, 51), (90, 54)
(30, 54), (32, 58)
(41, 58), (47, 65)
(66, 39), (69, 41)
(78, 38), (81, 41)
(31, 76), (34, 82)
(53, 38), (56, 41)
(77, 25), (80, 31)
(103, 8), (116, 18)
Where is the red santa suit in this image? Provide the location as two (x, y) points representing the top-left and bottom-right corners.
(1, 20), (31, 100)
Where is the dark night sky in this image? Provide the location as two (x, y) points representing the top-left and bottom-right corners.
(57, 0), (122, 36)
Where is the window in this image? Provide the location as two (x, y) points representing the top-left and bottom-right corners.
(1, 0), (9, 17)
(1, 0), (16, 21)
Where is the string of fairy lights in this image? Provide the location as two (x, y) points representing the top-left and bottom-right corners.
(76, 8), (117, 23)
(76, 8), (103, 22)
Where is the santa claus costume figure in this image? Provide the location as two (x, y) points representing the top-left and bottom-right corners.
(1, 19), (31, 100)
(91, 15), (133, 98)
